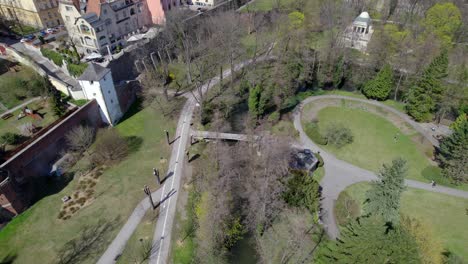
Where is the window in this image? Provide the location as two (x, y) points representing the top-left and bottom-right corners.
(65, 5), (72, 11)
(108, 90), (110, 94)
(116, 13), (119, 20)
(130, 8), (135, 15)
(111, 99), (113, 103)
(103, 8), (107, 15)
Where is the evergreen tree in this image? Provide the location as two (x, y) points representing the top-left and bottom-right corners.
(406, 50), (448, 121)
(364, 158), (407, 224)
(50, 90), (67, 117)
(248, 84), (267, 119)
(362, 64), (393, 100)
(438, 117), (468, 184)
(315, 216), (421, 264)
(283, 171), (321, 213)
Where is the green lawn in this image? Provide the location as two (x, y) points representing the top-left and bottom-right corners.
(0, 100), (57, 137)
(242, 0), (295, 12)
(337, 182), (468, 260)
(0, 102), (178, 263)
(0, 64), (39, 108)
(306, 106), (467, 190)
(116, 210), (159, 264)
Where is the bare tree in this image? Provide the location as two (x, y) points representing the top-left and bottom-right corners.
(65, 125), (95, 154)
(93, 128), (128, 165)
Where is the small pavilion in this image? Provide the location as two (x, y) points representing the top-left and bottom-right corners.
(352, 12), (371, 35)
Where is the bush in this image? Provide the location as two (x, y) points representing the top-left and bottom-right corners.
(41, 48), (64, 67)
(67, 63), (88, 77)
(268, 111), (280, 124)
(304, 122), (327, 145)
(0, 132), (22, 145)
(315, 151), (324, 167)
(93, 128), (128, 165)
(325, 123), (354, 148)
(283, 171), (321, 213)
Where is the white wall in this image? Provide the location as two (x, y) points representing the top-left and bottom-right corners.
(79, 72), (122, 125)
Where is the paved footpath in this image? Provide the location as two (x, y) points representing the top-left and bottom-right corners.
(98, 57), (267, 264)
(293, 95), (468, 239)
(1, 97), (41, 115)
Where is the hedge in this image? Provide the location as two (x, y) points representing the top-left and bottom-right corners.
(41, 48), (63, 67)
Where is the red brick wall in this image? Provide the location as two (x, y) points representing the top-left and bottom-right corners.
(0, 100), (103, 218)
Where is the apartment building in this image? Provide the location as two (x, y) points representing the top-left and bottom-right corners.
(59, 0), (151, 54)
(0, 0), (63, 28)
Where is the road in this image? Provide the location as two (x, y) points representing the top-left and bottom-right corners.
(293, 95), (468, 239)
(98, 57), (265, 264)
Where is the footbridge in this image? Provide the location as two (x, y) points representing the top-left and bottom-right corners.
(191, 130), (260, 142)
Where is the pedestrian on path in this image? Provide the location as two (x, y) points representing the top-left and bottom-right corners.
(431, 180), (436, 188)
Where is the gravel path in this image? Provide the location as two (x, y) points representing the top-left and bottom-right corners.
(293, 95), (468, 239)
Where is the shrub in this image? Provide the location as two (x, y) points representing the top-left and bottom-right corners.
(283, 171), (321, 213)
(93, 128), (128, 165)
(0, 132), (22, 145)
(67, 63), (88, 77)
(40, 48), (64, 67)
(268, 111), (280, 124)
(304, 122), (327, 145)
(315, 151), (324, 167)
(325, 123), (354, 148)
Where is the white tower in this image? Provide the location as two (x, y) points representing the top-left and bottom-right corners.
(78, 63), (123, 125)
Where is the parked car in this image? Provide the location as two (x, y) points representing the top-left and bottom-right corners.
(38, 31), (48, 37)
(20, 35), (36, 42)
(45, 28), (57, 34)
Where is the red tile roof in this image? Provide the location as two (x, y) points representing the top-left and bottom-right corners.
(87, 0), (106, 16)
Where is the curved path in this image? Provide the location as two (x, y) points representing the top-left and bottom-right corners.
(293, 95), (468, 239)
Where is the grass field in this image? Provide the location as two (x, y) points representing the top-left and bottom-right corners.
(0, 100), (57, 137)
(0, 102), (178, 263)
(242, 0), (295, 12)
(116, 210), (159, 264)
(0, 64), (40, 109)
(307, 106), (467, 190)
(336, 183), (468, 260)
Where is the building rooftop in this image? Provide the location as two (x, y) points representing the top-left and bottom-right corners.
(78, 63), (111, 81)
(289, 149), (319, 172)
(353, 11), (371, 27)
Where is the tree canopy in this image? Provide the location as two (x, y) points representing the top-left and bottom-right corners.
(406, 50), (448, 121)
(364, 158), (407, 224)
(315, 216), (421, 264)
(362, 64), (394, 100)
(423, 3), (462, 46)
(438, 115), (468, 184)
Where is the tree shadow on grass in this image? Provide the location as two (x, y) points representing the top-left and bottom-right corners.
(126, 136), (143, 154)
(421, 166), (458, 188)
(0, 253), (17, 264)
(118, 98), (143, 124)
(55, 217), (121, 264)
(31, 173), (74, 204)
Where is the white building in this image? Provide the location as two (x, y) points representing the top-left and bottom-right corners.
(59, 0), (151, 55)
(343, 11), (374, 52)
(77, 63), (123, 125)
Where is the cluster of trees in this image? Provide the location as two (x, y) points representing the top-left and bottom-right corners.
(185, 134), (323, 263)
(316, 158), (445, 263)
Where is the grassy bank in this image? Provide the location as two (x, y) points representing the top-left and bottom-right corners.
(0, 102), (179, 263)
